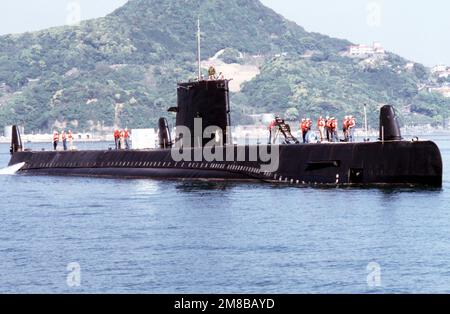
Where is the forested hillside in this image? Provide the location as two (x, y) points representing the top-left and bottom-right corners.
(0, 0), (447, 132)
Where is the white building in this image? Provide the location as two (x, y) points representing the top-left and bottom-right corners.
(405, 62), (415, 70)
(429, 86), (450, 98)
(431, 65), (450, 78)
(348, 42), (385, 57)
(431, 65), (447, 74)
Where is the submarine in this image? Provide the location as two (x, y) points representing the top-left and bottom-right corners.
(7, 77), (443, 187)
(6, 19), (443, 187)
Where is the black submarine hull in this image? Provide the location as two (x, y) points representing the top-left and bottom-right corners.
(6, 80), (443, 187)
(8, 141), (443, 187)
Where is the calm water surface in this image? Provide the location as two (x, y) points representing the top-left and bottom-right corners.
(0, 137), (449, 293)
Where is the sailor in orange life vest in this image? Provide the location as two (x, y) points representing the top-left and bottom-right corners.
(119, 129), (126, 150)
(124, 128), (130, 150)
(306, 118), (313, 143)
(317, 116), (326, 142)
(114, 129), (120, 150)
(300, 119), (307, 143)
(348, 115), (356, 142)
(268, 117), (278, 144)
(302, 118), (313, 143)
(343, 116), (350, 142)
(52, 131), (60, 151)
(61, 130), (68, 151)
(325, 116), (331, 142)
(329, 117), (339, 142)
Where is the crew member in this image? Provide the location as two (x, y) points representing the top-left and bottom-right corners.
(325, 116), (331, 142)
(53, 131), (59, 151)
(300, 119), (308, 143)
(124, 128), (130, 150)
(68, 130), (74, 150)
(305, 118), (313, 143)
(317, 116), (326, 142)
(208, 66), (216, 80)
(61, 130), (67, 151)
(348, 116), (356, 142)
(120, 129), (126, 150)
(343, 116), (350, 142)
(114, 129), (120, 150)
(268, 117), (278, 144)
(330, 118), (338, 142)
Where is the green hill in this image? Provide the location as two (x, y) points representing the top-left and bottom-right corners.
(0, 0), (448, 133)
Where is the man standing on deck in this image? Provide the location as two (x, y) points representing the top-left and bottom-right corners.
(268, 117), (278, 144)
(61, 130), (68, 151)
(317, 116), (326, 142)
(68, 130), (74, 150)
(120, 129), (126, 150)
(348, 116), (356, 142)
(124, 128), (130, 150)
(53, 131), (59, 151)
(114, 129), (120, 150)
(325, 116), (331, 142)
(300, 119), (308, 143)
(343, 116), (350, 142)
(330, 118), (339, 142)
(306, 118), (313, 142)
(208, 66), (216, 80)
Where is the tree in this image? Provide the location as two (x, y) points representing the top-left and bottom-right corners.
(285, 107), (299, 121)
(413, 63), (428, 80)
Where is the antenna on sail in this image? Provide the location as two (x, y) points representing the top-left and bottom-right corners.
(197, 18), (202, 81)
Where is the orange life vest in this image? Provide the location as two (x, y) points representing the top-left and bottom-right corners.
(268, 120), (276, 130)
(301, 121), (308, 132)
(348, 118), (356, 128)
(318, 118), (325, 128)
(343, 118), (349, 129)
(53, 133), (59, 142)
(330, 120), (337, 130)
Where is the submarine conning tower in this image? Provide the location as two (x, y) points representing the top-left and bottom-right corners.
(10, 125), (23, 154)
(379, 105), (402, 141)
(175, 80), (231, 147)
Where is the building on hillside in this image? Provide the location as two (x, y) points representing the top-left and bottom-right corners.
(431, 65), (450, 78)
(347, 42), (385, 58)
(431, 65), (447, 73)
(429, 86), (450, 98)
(300, 50), (317, 59)
(405, 62), (415, 71)
(0, 83), (10, 94)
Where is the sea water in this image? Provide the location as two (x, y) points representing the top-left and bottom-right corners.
(0, 137), (449, 293)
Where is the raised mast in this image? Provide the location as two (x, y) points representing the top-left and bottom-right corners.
(197, 18), (201, 81)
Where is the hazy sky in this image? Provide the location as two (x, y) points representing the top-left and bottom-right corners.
(0, 0), (448, 66)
